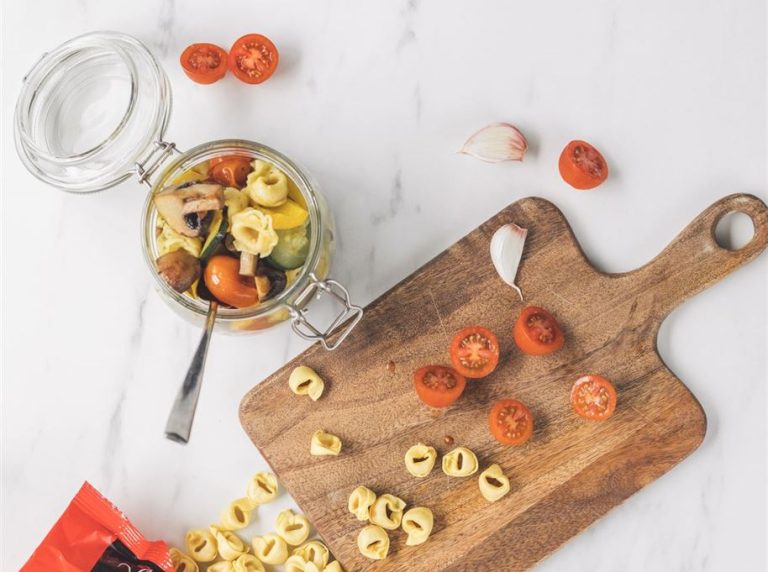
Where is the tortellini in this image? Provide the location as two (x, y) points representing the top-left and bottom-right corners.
(292, 540), (329, 569)
(478, 463), (511, 502)
(275, 509), (311, 545)
(357, 525), (389, 560)
(210, 526), (249, 560)
(288, 366), (325, 401)
(246, 472), (279, 505)
(251, 533), (289, 565)
(401, 507), (434, 546)
(442, 446), (479, 477)
(224, 187), (250, 222)
(233, 554), (265, 572)
(208, 562), (234, 572)
(231, 207), (279, 257)
(310, 430), (342, 456)
(184, 528), (217, 562)
(368, 493), (406, 530)
(220, 497), (256, 530)
(157, 221), (202, 257)
(246, 160), (289, 207)
(323, 562), (343, 572)
(348, 486), (376, 521)
(284, 555), (320, 572)
(169, 547), (199, 572)
(404, 443), (437, 477)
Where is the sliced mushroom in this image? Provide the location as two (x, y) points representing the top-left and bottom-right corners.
(255, 265), (287, 301)
(156, 250), (201, 293)
(154, 183), (225, 237)
(240, 252), (258, 276)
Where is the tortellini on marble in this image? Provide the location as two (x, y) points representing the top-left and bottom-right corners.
(246, 160), (289, 208)
(224, 187), (250, 222)
(404, 443), (437, 478)
(233, 553), (265, 572)
(184, 528), (218, 562)
(251, 533), (289, 565)
(401, 507), (434, 546)
(310, 430), (342, 456)
(288, 366), (325, 401)
(210, 526), (249, 560)
(157, 221), (202, 257)
(220, 497), (256, 530)
(441, 446), (479, 477)
(169, 547), (199, 572)
(246, 472), (279, 505)
(231, 207), (279, 257)
(357, 524), (390, 560)
(348, 485), (377, 521)
(292, 540), (329, 569)
(275, 509), (311, 545)
(478, 463), (511, 502)
(323, 562), (343, 572)
(368, 493), (406, 530)
(208, 562), (234, 572)
(284, 555), (320, 572)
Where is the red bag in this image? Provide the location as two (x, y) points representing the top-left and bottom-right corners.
(22, 482), (173, 572)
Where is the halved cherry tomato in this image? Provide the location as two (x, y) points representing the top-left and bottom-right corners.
(449, 326), (499, 379)
(210, 157), (252, 187)
(513, 306), (564, 356)
(558, 140), (608, 190)
(489, 399), (533, 445)
(413, 366), (466, 408)
(204, 255), (258, 308)
(571, 374), (617, 420)
(228, 34), (279, 84)
(180, 43), (228, 84)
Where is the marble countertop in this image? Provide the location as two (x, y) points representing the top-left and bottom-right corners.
(2, 1), (766, 570)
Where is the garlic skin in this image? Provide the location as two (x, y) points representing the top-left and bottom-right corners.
(490, 223), (527, 301)
(460, 123), (528, 163)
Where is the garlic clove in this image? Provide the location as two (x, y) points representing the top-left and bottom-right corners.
(490, 223), (527, 300)
(460, 123), (528, 163)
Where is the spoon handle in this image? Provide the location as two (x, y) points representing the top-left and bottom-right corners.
(165, 301), (218, 444)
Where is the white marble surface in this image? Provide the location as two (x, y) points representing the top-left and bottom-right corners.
(2, 0), (766, 570)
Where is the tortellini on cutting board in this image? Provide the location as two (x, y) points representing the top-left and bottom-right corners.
(368, 493), (406, 530)
(169, 547), (199, 572)
(246, 472), (279, 505)
(246, 160), (289, 208)
(275, 509), (311, 545)
(210, 526), (249, 560)
(292, 540), (329, 569)
(441, 446), (479, 477)
(231, 207), (279, 257)
(220, 497), (256, 530)
(348, 486), (376, 521)
(404, 443), (437, 477)
(478, 463), (511, 502)
(323, 561), (343, 572)
(284, 555), (320, 572)
(184, 528), (217, 562)
(251, 533), (289, 565)
(288, 366), (325, 401)
(357, 525), (390, 560)
(233, 554), (265, 572)
(310, 430), (342, 456)
(401, 507), (434, 546)
(207, 561), (234, 572)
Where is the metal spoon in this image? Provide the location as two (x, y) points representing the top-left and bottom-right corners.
(165, 300), (218, 444)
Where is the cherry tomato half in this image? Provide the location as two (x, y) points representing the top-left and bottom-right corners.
(571, 374), (617, 420)
(204, 255), (258, 308)
(228, 34), (279, 84)
(210, 157), (252, 187)
(489, 399), (533, 445)
(558, 140), (608, 190)
(180, 43), (228, 84)
(513, 306), (564, 356)
(413, 366), (466, 408)
(449, 326), (500, 379)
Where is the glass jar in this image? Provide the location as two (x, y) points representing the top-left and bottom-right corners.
(15, 31), (361, 349)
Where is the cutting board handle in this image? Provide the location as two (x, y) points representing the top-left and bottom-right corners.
(642, 193), (768, 318)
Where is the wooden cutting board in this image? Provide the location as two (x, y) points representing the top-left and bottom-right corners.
(240, 193), (768, 571)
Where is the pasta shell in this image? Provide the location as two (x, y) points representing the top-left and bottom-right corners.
(231, 207), (279, 257)
(275, 509), (311, 545)
(233, 554), (265, 572)
(478, 463), (511, 502)
(404, 443), (437, 477)
(310, 430), (342, 456)
(284, 555), (320, 572)
(401, 507), (434, 546)
(368, 494), (406, 530)
(208, 562), (235, 572)
(442, 447), (479, 477)
(224, 187), (250, 222)
(169, 547), (199, 572)
(251, 533), (289, 565)
(210, 526), (249, 561)
(246, 161), (289, 208)
(357, 525), (390, 560)
(348, 486), (376, 521)
(288, 366), (325, 401)
(220, 497), (256, 530)
(246, 472), (279, 505)
(184, 528), (217, 562)
(323, 562), (344, 572)
(292, 540), (329, 569)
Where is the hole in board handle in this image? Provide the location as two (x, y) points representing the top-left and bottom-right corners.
(714, 211), (755, 251)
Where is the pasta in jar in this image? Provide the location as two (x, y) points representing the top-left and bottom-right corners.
(284, 555), (320, 572)
(369, 494), (406, 530)
(157, 221), (203, 257)
(210, 526), (249, 560)
(292, 540), (329, 569)
(478, 463), (511, 502)
(231, 207), (279, 257)
(310, 430), (342, 456)
(357, 525), (389, 560)
(233, 554), (266, 572)
(246, 472), (279, 505)
(288, 366), (325, 401)
(251, 533), (289, 565)
(275, 509), (311, 545)
(224, 186), (250, 221)
(348, 486), (376, 521)
(220, 497), (256, 530)
(404, 443), (437, 477)
(442, 446), (479, 477)
(184, 528), (218, 562)
(169, 547), (199, 572)
(401, 507), (434, 546)
(246, 160), (289, 207)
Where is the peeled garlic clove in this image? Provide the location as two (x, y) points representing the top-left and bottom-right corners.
(490, 223), (527, 300)
(460, 123), (528, 163)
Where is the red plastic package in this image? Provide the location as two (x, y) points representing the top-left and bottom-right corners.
(22, 482), (173, 572)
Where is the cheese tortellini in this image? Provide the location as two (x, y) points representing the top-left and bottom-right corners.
(208, 562), (235, 572)
(369, 493), (406, 530)
(442, 446), (479, 477)
(220, 497), (256, 530)
(246, 160), (289, 208)
(323, 562), (343, 572)
(401, 507), (434, 546)
(210, 526), (249, 560)
(478, 463), (511, 502)
(310, 430), (342, 456)
(357, 525), (390, 560)
(348, 486), (376, 521)
(246, 472), (279, 505)
(184, 528), (218, 562)
(404, 443), (437, 477)
(292, 540), (329, 569)
(275, 509), (311, 545)
(224, 187), (250, 222)
(231, 207), (278, 257)
(251, 533), (289, 565)
(288, 366), (325, 401)
(233, 554), (265, 572)
(169, 547), (199, 572)
(284, 555), (320, 572)
(157, 221), (202, 257)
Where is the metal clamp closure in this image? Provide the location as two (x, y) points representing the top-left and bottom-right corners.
(135, 140), (180, 187)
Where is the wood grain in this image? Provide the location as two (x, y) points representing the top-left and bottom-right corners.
(240, 194), (768, 571)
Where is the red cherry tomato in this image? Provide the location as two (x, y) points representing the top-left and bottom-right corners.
(413, 366), (466, 408)
(571, 374), (617, 420)
(489, 399), (534, 445)
(180, 43), (228, 84)
(204, 255), (258, 308)
(210, 157), (252, 187)
(558, 140), (608, 190)
(228, 34), (279, 84)
(449, 326), (500, 379)
(513, 306), (565, 356)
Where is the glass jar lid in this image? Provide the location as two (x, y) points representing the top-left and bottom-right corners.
(14, 31), (171, 193)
